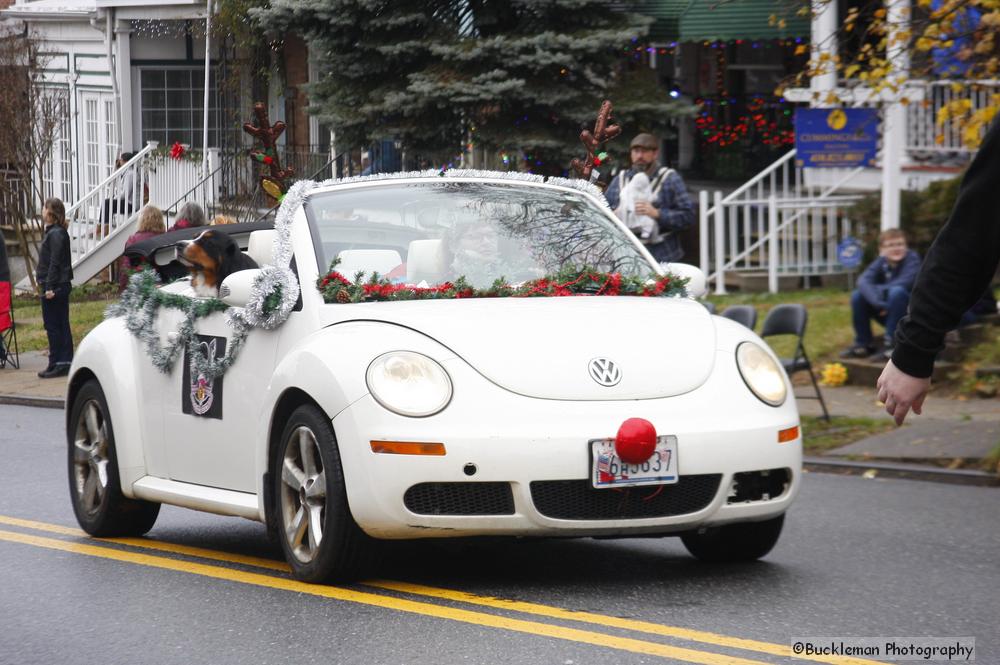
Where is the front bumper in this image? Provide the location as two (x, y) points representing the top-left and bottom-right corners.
(332, 354), (802, 540)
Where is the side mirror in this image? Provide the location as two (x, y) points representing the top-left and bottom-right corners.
(660, 262), (707, 299)
(219, 268), (262, 308)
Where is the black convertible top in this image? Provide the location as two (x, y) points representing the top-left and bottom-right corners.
(124, 219), (275, 261)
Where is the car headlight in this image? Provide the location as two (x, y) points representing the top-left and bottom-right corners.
(735, 342), (787, 406)
(366, 351), (453, 417)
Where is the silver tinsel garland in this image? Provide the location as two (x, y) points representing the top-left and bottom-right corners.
(109, 168), (609, 379)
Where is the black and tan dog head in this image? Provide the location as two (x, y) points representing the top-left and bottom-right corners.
(178, 229), (259, 297)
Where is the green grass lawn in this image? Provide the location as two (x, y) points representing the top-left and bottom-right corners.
(799, 415), (896, 455)
(12, 285), (856, 356)
(705, 287), (855, 363)
(10, 294), (115, 353)
(11, 284), (859, 364)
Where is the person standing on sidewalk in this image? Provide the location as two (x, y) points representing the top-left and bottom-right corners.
(604, 133), (695, 263)
(36, 197), (74, 379)
(878, 118), (1000, 425)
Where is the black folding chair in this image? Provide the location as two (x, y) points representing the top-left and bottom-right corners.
(0, 281), (19, 370)
(760, 303), (829, 420)
(720, 304), (758, 330)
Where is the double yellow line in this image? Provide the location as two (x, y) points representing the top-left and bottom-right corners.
(0, 515), (880, 665)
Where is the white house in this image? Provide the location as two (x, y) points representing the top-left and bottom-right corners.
(2, 0), (326, 206)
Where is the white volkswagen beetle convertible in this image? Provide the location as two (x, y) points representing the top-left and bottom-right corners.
(67, 171), (801, 582)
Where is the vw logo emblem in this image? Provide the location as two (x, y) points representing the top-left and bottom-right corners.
(589, 358), (622, 387)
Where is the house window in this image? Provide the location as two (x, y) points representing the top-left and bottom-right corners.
(104, 99), (119, 170)
(83, 98), (101, 193)
(140, 68), (221, 148)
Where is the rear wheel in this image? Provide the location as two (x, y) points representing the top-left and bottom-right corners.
(680, 514), (784, 563)
(68, 380), (160, 536)
(274, 404), (373, 582)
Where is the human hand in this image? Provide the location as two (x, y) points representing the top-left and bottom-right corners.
(876, 359), (930, 426)
(634, 201), (658, 218)
(44, 290), (55, 300)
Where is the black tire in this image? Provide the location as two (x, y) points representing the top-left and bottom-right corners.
(68, 380), (160, 536)
(680, 514), (784, 563)
(273, 404), (374, 582)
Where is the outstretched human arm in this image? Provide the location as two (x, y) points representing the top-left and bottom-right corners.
(880, 119), (1000, 425)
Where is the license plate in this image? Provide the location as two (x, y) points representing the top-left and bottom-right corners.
(590, 435), (678, 489)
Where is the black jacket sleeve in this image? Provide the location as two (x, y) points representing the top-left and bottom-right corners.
(892, 118), (1000, 378)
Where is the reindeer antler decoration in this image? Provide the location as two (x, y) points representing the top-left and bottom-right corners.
(570, 100), (622, 182)
(243, 102), (295, 200)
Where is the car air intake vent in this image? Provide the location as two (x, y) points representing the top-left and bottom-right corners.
(727, 468), (791, 504)
(404, 482), (515, 516)
(530, 474), (721, 520)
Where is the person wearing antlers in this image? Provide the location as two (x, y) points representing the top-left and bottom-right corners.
(603, 133), (695, 263)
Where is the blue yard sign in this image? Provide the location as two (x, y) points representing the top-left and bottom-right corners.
(794, 109), (880, 168)
(837, 236), (864, 269)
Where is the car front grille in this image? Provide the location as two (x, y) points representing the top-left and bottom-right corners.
(529, 474), (722, 520)
(727, 468), (791, 504)
(404, 482), (515, 516)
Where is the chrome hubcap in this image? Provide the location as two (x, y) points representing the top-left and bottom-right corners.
(279, 426), (326, 564)
(73, 400), (109, 516)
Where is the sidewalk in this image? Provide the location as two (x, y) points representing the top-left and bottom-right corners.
(0, 350), (67, 408)
(795, 384), (1000, 484)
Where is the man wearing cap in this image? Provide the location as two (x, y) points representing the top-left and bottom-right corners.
(604, 133), (695, 263)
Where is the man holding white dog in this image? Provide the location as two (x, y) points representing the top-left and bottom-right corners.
(604, 133), (695, 263)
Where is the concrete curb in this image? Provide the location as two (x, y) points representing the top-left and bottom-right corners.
(805, 456), (999, 487)
(0, 394), (64, 410)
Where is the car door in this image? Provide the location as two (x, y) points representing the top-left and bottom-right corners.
(159, 305), (280, 493)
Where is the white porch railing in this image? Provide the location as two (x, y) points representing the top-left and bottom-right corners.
(699, 149), (865, 293)
(145, 148), (218, 213)
(906, 79), (1000, 155)
(62, 142), (159, 286)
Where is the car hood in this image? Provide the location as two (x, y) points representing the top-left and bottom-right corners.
(322, 297), (716, 400)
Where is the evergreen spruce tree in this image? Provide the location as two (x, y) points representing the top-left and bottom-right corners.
(256, 1), (690, 174)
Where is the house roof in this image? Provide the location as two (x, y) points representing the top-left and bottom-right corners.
(639, 0), (810, 44)
(3, 0), (206, 20)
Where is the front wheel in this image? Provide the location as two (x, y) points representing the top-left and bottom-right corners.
(274, 404), (374, 582)
(680, 514), (784, 563)
(68, 380), (160, 536)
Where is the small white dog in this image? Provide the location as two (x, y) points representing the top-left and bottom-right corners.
(616, 172), (661, 243)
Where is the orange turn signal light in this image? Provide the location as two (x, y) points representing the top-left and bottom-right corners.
(370, 440), (446, 456)
(777, 426), (800, 443)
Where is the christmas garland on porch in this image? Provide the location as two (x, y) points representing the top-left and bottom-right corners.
(318, 261), (688, 304)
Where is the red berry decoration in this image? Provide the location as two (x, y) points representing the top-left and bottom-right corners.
(614, 417), (657, 464)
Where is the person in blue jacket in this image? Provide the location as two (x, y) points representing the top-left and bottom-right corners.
(841, 228), (921, 359)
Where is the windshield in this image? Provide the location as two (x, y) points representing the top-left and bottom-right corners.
(305, 181), (654, 289)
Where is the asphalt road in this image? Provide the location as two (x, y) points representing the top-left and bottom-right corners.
(0, 403), (997, 665)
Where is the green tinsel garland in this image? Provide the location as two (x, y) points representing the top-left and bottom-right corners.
(106, 269), (250, 378)
(317, 260), (688, 304)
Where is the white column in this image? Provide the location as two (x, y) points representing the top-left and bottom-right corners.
(115, 20), (132, 152)
(881, 0), (910, 230)
(810, 0), (838, 107)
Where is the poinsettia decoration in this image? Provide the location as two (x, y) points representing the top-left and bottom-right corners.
(316, 260), (687, 304)
(169, 141), (186, 160)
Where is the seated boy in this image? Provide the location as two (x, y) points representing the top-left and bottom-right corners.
(841, 229), (921, 359)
